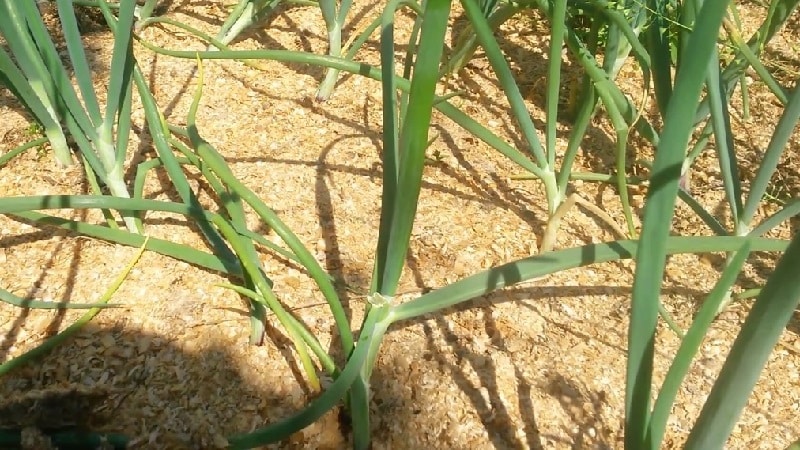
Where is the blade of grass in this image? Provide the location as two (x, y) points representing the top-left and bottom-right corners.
(0, 136), (49, 168)
(212, 0), (282, 47)
(99, 0), (137, 127)
(130, 39), (590, 186)
(440, 3), (518, 75)
(555, 76), (597, 195)
(12, 0), (100, 151)
(603, 0), (648, 79)
(128, 57), (238, 267)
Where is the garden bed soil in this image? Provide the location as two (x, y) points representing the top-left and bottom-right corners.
(1, 1), (799, 448)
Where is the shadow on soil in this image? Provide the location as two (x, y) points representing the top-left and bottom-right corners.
(1, 221), (798, 449)
(0, 323), (327, 449)
(2, 4), (798, 450)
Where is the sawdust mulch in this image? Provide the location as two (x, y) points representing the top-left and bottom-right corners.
(1, 1), (799, 448)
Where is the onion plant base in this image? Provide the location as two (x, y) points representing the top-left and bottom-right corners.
(540, 192), (629, 253)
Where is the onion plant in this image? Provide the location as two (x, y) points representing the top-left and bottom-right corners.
(135, 2), (797, 450)
(1, 195), (788, 449)
(0, 1), (269, 342)
(1, 0), (798, 449)
(0, 0), (147, 232)
(444, 0), (798, 247)
(648, 0), (800, 313)
(135, 0), (356, 101)
(71, 0), (160, 22)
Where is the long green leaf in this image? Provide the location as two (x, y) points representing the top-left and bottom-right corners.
(0, 5), (73, 165)
(186, 57), (268, 346)
(371, 0), (404, 295)
(749, 199), (800, 237)
(111, 7), (240, 262)
(375, 0), (451, 295)
(55, 0), (101, 121)
(626, 2), (731, 447)
(545, 0), (567, 169)
(361, 2), (451, 444)
(645, 0), (674, 115)
(8, 211), (242, 276)
(185, 124), (354, 353)
(705, 48), (744, 231)
(741, 80), (800, 226)
(647, 241), (752, 447)
(5, 1), (97, 140)
(685, 231), (800, 449)
(0, 287), (117, 310)
(391, 236), (787, 321)
(694, 0), (800, 125)
(461, 0), (547, 168)
(187, 59), (318, 384)
(99, 0), (136, 133)
(0, 47), (71, 165)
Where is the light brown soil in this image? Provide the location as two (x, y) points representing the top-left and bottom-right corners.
(1, 1), (798, 449)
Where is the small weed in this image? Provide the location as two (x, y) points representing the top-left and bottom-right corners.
(24, 122), (43, 137)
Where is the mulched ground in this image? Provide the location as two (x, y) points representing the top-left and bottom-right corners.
(1, 1), (798, 448)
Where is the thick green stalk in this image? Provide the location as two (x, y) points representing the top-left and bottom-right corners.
(373, 0), (451, 295)
(625, 2), (731, 448)
(226, 304), (391, 449)
(315, 0), (354, 101)
(360, 1), (451, 447)
(0, 5), (72, 165)
(545, 0), (567, 169)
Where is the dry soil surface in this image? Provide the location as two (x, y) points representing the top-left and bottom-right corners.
(1, 1), (799, 449)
